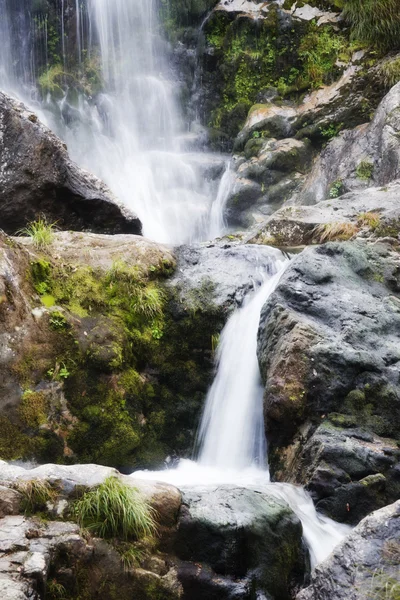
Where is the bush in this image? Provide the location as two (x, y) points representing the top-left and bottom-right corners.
(343, 0), (400, 51)
(74, 477), (157, 540)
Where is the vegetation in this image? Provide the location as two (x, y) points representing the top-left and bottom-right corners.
(356, 160), (374, 180)
(18, 217), (57, 249)
(357, 212), (381, 229)
(343, 0), (400, 51)
(313, 222), (358, 243)
(74, 477), (157, 540)
(378, 57), (400, 88)
(16, 479), (56, 514)
(329, 180), (344, 198)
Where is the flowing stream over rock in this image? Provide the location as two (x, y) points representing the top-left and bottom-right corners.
(0, 0), (230, 244)
(133, 251), (351, 567)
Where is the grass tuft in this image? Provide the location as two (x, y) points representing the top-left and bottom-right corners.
(378, 56), (400, 88)
(313, 222), (358, 243)
(16, 479), (56, 514)
(343, 0), (400, 51)
(18, 217), (57, 249)
(74, 476), (157, 541)
(357, 212), (381, 230)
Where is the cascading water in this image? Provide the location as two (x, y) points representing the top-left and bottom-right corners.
(132, 249), (351, 567)
(0, 0), (231, 244)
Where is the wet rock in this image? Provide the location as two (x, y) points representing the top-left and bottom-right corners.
(257, 241), (400, 522)
(170, 243), (286, 313)
(297, 501), (400, 600)
(175, 485), (308, 599)
(0, 92), (141, 235)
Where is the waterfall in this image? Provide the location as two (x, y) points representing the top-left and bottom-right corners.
(197, 266), (287, 470)
(0, 0), (230, 245)
(132, 250), (351, 566)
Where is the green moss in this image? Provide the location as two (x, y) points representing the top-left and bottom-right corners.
(18, 390), (48, 428)
(356, 160), (374, 180)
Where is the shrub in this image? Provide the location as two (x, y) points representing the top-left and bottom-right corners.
(329, 180), (344, 198)
(74, 476), (157, 540)
(343, 0), (400, 51)
(356, 160), (374, 180)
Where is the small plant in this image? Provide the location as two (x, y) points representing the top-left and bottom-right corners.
(73, 476), (157, 540)
(18, 217), (57, 249)
(117, 543), (145, 571)
(356, 160), (374, 181)
(46, 579), (67, 600)
(47, 361), (71, 381)
(379, 57), (400, 88)
(357, 212), (381, 230)
(329, 180), (344, 199)
(320, 122), (343, 141)
(313, 222), (358, 243)
(49, 311), (68, 331)
(16, 479), (55, 514)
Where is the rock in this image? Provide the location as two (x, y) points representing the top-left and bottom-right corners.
(0, 92), (142, 235)
(169, 243), (287, 313)
(297, 81), (400, 205)
(0, 486), (22, 518)
(175, 485), (308, 599)
(297, 501), (400, 600)
(248, 180), (400, 247)
(257, 241), (400, 522)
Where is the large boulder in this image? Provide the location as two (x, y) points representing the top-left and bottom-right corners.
(257, 241), (400, 523)
(0, 92), (141, 235)
(297, 501), (400, 600)
(175, 485), (308, 599)
(297, 81), (400, 205)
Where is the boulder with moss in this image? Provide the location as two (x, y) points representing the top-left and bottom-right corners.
(257, 241), (400, 523)
(297, 500), (400, 600)
(0, 92), (141, 235)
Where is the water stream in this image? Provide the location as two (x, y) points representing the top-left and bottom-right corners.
(132, 252), (351, 567)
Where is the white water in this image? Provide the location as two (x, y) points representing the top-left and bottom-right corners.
(132, 252), (351, 567)
(0, 0), (231, 244)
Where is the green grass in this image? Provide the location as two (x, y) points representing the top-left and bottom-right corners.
(16, 479), (56, 514)
(343, 0), (400, 51)
(18, 217), (57, 249)
(74, 477), (157, 540)
(379, 57), (400, 88)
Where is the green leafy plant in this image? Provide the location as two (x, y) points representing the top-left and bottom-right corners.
(320, 122), (343, 141)
(356, 160), (374, 180)
(18, 217), (57, 249)
(329, 180), (344, 198)
(49, 311), (68, 331)
(73, 476), (157, 540)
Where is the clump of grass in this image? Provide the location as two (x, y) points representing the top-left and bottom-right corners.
(378, 57), (400, 88)
(16, 479), (56, 514)
(46, 579), (67, 600)
(74, 476), (157, 541)
(117, 543), (146, 572)
(356, 160), (374, 181)
(18, 217), (57, 249)
(343, 0), (400, 51)
(358, 212), (381, 230)
(313, 222), (358, 243)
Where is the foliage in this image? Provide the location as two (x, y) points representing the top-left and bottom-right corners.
(74, 477), (157, 540)
(378, 57), (400, 88)
(18, 217), (57, 249)
(343, 0), (400, 51)
(356, 160), (374, 180)
(298, 26), (347, 88)
(320, 122), (343, 141)
(38, 64), (65, 95)
(313, 222), (358, 243)
(357, 212), (381, 230)
(46, 579), (68, 600)
(329, 180), (344, 198)
(16, 479), (56, 514)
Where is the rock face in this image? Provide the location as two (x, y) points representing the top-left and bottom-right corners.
(298, 81), (400, 205)
(175, 485), (308, 599)
(248, 180), (400, 247)
(257, 241), (400, 523)
(297, 501), (400, 600)
(0, 92), (142, 235)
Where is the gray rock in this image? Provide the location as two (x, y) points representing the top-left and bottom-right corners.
(169, 243), (287, 313)
(297, 81), (400, 205)
(257, 241), (400, 522)
(175, 485), (308, 599)
(0, 92), (142, 235)
(0, 486), (22, 517)
(297, 501), (400, 600)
